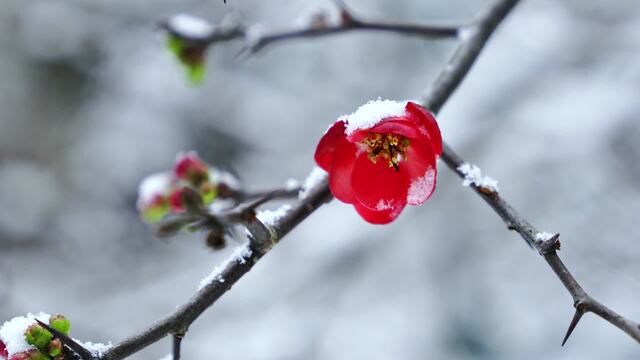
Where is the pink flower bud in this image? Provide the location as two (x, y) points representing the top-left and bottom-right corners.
(168, 188), (186, 213)
(174, 152), (209, 185)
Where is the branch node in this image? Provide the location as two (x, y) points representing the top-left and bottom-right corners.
(538, 233), (561, 255)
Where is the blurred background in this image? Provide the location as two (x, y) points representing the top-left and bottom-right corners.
(1, 0), (640, 358)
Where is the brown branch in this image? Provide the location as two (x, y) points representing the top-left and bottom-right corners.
(243, 17), (459, 54)
(99, 0), (639, 358)
(166, 5), (460, 55)
(440, 144), (640, 344)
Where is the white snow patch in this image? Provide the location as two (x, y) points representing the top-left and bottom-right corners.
(167, 14), (215, 39)
(295, 6), (338, 28)
(375, 200), (394, 211)
(285, 178), (301, 190)
(137, 172), (172, 210)
(407, 167), (436, 204)
(457, 26), (478, 42)
(76, 340), (113, 357)
(457, 163), (499, 192)
(0, 312), (50, 355)
(158, 354), (173, 360)
(198, 244), (253, 290)
(299, 167), (327, 199)
(210, 168), (241, 190)
(245, 24), (267, 47)
(257, 204), (292, 226)
(343, 99), (407, 135)
(535, 232), (554, 242)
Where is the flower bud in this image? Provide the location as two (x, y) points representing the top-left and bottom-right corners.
(174, 152), (209, 186)
(137, 172), (174, 223)
(10, 350), (47, 360)
(49, 314), (70, 336)
(47, 339), (62, 358)
(161, 14), (214, 84)
(168, 188), (186, 213)
(200, 182), (218, 205)
(24, 324), (52, 350)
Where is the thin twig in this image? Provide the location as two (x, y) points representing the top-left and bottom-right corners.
(191, 6), (460, 56)
(172, 334), (182, 360)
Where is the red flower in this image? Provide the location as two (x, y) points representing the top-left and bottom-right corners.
(0, 340), (7, 360)
(314, 100), (442, 224)
(174, 152), (209, 185)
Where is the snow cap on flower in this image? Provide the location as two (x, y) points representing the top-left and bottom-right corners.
(315, 100), (442, 224)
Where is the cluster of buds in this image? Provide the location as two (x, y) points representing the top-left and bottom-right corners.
(137, 152), (221, 224)
(0, 315), (70, 360)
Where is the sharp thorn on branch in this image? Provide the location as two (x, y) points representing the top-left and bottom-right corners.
(561, 307), (585, 346)
(35, 320), (96, 360)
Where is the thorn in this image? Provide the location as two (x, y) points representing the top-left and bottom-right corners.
(561, 307), (585, 346)
(35, 320), (95, 360)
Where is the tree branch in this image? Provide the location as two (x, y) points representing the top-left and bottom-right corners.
(99, 0), (639, 358)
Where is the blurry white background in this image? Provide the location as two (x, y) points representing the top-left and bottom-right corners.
(1, 0), (639, 358)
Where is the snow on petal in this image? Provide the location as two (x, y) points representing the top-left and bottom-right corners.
(407, 167), (436, 205)
(198, 244), (253, 290)
(343, 99), (408, 135)
(457, 163), (499, 192)
(167, 14), (215, 39)
(299, 167), (327, 199)
(256, 204), (292, 226)
(0, 312), (50, 355)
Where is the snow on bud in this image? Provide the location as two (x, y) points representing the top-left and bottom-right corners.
(23, 325), (52, 351)
(137, 172), (173, 223)
(48, 315), (69, 337)
(161, 14), (214, 85)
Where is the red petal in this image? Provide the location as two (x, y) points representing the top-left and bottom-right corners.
(400, 138), (437, 205)
(351, 153), (410, 210)
(328, 139), (358, 203)
(405, 102), (442, 156)
(0, 340), (7, 360)
(348, 117), (421, 142)
(314, 121), (347, 171)
(353, 201), (405, 224)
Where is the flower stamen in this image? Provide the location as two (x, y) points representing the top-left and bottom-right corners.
(362, 133), (410, 171)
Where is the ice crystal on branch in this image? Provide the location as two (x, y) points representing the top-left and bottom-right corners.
(457, 163), (499, 193)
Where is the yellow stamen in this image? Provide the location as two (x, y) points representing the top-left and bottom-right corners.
(361, 133), (410, 171)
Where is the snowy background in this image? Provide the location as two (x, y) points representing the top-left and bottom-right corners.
(1, 0), (640, 358)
